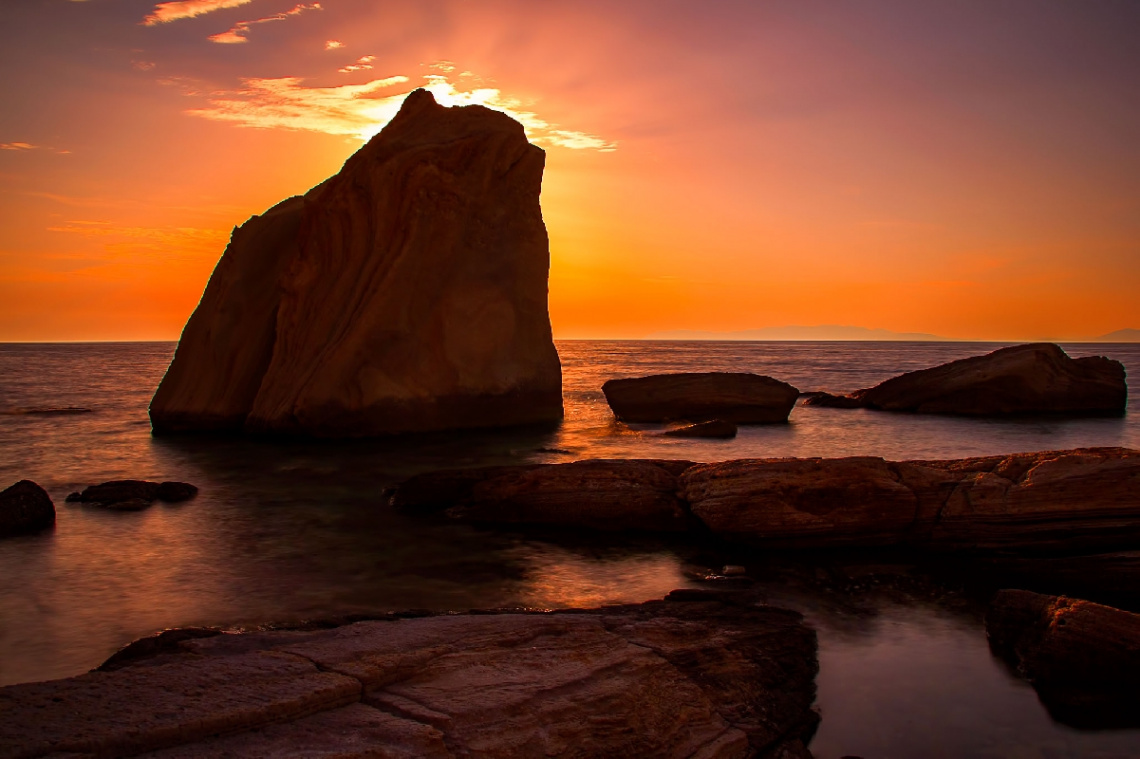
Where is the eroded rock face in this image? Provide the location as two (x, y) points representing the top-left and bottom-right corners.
(803, 343), (1126, 416)
(395, 459), (696, 532)
(603, 373), (799, 424)
(392, 448), (1140, 553)
(0, 480), (55, 537)
(986, 589), (1140, 728)
(0, 594), (819, 758)
(151, 89), (562, 438)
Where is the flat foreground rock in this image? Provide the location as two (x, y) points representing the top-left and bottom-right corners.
(803, 343), (1126, 416)
(986, 589), (1140, 728)
(394, 448), (1140, 552)
(151, 89), (562, 437)
(0, 480), (54, 537)
(0, 594), (819, 758)
(603, 373), (799, 424)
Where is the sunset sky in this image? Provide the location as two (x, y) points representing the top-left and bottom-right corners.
(1, 0), (1137, 341)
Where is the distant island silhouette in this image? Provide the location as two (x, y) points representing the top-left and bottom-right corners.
(645, 326), (1140, 342)
(646, 325), (950, 341)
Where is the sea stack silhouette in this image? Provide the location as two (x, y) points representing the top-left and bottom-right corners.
(150, 89), (563, 437)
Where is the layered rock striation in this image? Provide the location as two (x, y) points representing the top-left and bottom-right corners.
(151, 89), (562, 437)
(804, 343), (1126, 416)
(603, 373), (800, 424)
(393, 447), (1140, 553)
(0, 594), (819, 758)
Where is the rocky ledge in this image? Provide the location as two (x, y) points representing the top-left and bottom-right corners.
(803, 343), (1126, 416)
(393, 447), (1140, 553)
(0, 593), (819, 758)
(603, 373), (799, 424)
(987, 589), (1140, 728)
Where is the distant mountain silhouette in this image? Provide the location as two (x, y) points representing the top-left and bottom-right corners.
(1095, 328), (1140, 342)
(646, 325), (951, 341)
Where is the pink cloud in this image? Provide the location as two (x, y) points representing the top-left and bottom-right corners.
(143, 0), (256, 26)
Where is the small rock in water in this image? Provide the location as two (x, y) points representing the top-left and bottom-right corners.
(722, 565), (747, 576)
(157, 481), (198, 503)
(0, 480), (56, 537)
(665, 420), (738, 438)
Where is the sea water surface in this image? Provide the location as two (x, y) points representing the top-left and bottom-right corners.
(1, 340), (1139, 758)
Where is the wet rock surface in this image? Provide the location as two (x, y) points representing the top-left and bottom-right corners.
(394, 448), (1140, 554)
(0, 594), (819, 758)
(0, 480), (55, 537)
(986, 589), (1140, 728)
(603, 373), (799, 424)
(803, 343), (1127, 416)
(151, 88), (562, 438)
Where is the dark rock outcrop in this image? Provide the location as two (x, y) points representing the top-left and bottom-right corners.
(802, 343), (1126, 416)
(603, 373), (799, 424)
(664, 419), (739, 438)
(986, 589), (1140, 728)
(66, 480), (198, 510)
(0, 480), (55, 537)
(151, 89), (562, 438)
(0, 594), (819, 758)
(393, 448), (1140, 553)
(395, 459), (696, 532)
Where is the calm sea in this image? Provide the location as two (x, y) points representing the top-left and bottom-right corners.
(1, 340), (1138, 758)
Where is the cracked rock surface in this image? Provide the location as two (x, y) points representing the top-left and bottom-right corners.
(395, 448), (1140, 553)
(0, 593), (819, 759)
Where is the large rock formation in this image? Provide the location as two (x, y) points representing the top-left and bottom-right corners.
(803, 343), (1126, 416)
(0, 480), (54, 538)
(0, 594), (820, 758)
(392, 448), (1140, 553)
(986, 589), (1140, 728)
(151, 89), (562, 437)
(603, 373), (800, 424)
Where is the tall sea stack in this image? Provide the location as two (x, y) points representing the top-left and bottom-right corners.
(151, 89), (563, 437)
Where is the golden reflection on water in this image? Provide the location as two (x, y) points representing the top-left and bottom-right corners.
(511, 546), (693, 610)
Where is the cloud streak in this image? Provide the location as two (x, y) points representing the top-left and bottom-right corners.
(187, 71), (616, 151)
(143, 0), (256, 26)
(208, 2), (321, 44)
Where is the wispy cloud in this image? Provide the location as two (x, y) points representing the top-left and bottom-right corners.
(47, 221), (229, 261)
(325, 40), (343, 50)
(187, 70), (617, 151)
(1, 142), (70, 154)
(209, 2), (320, 44)
(143, 0), (256, 26)
(338, 55), (375, 73)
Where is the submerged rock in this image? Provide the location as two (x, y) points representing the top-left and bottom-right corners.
(803, 343), (1126, 416)
(664, 419), (738, 438)
(0, 480), (55, 537)
(0, 594), (819, 758)
(603, 372), (799, 424)
(67, 479), (198, 510)
(986, 589), (1140, 728)
(151, 89), (562, 438)
(393, 447), (1140, 553)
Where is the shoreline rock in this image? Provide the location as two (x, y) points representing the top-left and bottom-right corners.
(0, 480), (55, 538)
(664, 419), (739, 438)
(986, 589), (1140, 728)
(0, 593), (819, 758)
(803, 343), (1127, 416)
(151, 89), (562, 438)
(603, 373), (799, 424)
(392, 447), (1140, 554)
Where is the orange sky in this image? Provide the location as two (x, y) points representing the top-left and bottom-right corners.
(1, 0), (1138, 341)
